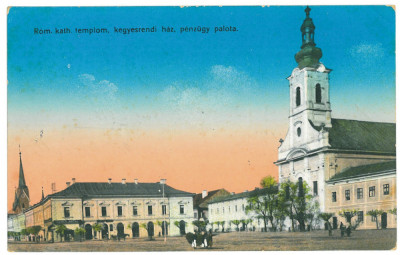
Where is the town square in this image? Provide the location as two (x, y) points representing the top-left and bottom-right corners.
(6, 5), (396, 252)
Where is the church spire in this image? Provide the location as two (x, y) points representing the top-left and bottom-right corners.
(295, 6), (323, 69)
(18, 146), (27, 188)
(41, 186), (44, 201)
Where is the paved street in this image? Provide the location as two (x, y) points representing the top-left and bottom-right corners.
(8, 229), (396, 252)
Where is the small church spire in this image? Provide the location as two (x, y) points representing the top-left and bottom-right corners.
(41, 186), (45, 201)
(295, 6), (323, 69)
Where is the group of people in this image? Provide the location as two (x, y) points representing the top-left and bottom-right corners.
(185, 230), (213, 249)
(339, 222), (352, 237)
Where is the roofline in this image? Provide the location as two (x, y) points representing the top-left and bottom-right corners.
(326, 169), (396, 183)
(331, 118), (396, 125)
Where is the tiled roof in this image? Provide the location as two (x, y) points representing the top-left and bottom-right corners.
(49, 182), (194, 198)
(208, 188), (270, 204)
(328, 160), (396, 182)
(193, 189), (230, 208)
(328, 119), (396, 153)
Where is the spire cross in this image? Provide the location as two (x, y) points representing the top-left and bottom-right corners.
(19, 144), (21, 156)
(305, 6), (311, 17)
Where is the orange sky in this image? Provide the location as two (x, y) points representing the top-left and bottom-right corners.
(8, 126), (285, 210)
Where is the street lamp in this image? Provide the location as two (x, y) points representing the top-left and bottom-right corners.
(159, 179), (167, 243)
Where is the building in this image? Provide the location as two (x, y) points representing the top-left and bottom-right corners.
(208, 188), (270, 232)
(193, 189), (230, 221)
(275, 7), (396, 229)
(325, 161), (396, 229)
(21, 178), (195, 242)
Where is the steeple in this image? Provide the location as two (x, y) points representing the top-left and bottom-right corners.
(41, 186), (45, 201)
(295, 6), (323, 69)
(18, 147), (27, 188)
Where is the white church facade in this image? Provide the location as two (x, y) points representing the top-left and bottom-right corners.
(275, 7), (396, 229)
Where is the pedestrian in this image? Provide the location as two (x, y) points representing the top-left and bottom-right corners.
(340, 222), (344, 237)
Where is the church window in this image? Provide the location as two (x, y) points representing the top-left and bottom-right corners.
(297, 127), (301, 137)
(383, 184), (389, 195)
(313, 181), (318, 196)
(315, 84), (322, 103)
(332, 192), (336, 202)
(296, 87), (301, 106)
(117, 206), (123, 216)
(345, 190), (350, 200)
(64, 207), (70, 218)
(357, 188), (363, 199)
(85, 207), (91, 217)
(369, 186), (375, 197)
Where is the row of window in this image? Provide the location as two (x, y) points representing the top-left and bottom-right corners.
(211, 204), (245, 215)
(64, 204), (185, 218)
(332, 184), (390, 202)
(295, 83), (322, 107)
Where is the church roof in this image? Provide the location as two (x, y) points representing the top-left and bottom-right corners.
(49, 182), (194, 198)
(328, 160), (396, 182)
(328, 118), (396, 153)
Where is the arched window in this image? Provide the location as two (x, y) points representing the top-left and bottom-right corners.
(315, 84), (321, 103)
(296, 87), (301, 106)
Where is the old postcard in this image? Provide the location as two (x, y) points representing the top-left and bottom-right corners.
(6, 5), (396, 252)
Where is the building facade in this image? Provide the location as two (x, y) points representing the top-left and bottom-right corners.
(17, 178), (195, 242)
(193, 189), (230, 221)
(275, 7), (396, 229)
(208, 188), (270, 232)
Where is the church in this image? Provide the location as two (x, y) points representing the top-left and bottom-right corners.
(275, 7), (396, 229)
(10, 150), (30, 215)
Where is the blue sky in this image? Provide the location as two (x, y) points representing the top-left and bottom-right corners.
(7, 6), (396, 130)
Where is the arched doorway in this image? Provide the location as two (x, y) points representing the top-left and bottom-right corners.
(381, 213), (387, 229)
(117, 223), (124, 238)
(179, 220), (186, 235)
(132, 222), (139, 238)
(147, 222), (154, 237)
(85, 224), (93, 240)
(161, 221), (168, 236)
(102, 224), (109, 239)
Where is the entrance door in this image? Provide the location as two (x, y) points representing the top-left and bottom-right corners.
(332, 217), (338, 229)
(132, 222), (139, 237)
(179, 220), (186, 235)
(117, 223), (124, 238)
(85, 224), (93, 240)
(102, 224), (109, 239)
(147, 222), (154, 237)
(381, 213), (387, 229)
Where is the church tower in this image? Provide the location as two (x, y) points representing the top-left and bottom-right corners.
(12, 149), (30, 214)
(286, 6), (332, 151)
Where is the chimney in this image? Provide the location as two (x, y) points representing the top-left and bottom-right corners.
(108, 178), (112, 184)
(66, 182), (71, 187)
(160, 179), (166, 184)
(134, 179), (138, 184)
(122, 178), (126, 184)
(202, 190), (208, 198)
(72, 178), (76, 184)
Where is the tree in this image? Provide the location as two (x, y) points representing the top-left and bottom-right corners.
(339, 209), (358, 229)
(279, 179), (313, 232)
(388, 208), (397, 220)
(20, 229), (28, 237)
(220, 221), (226, 232)
(367, 210), (384, 230)
(319, 213), (334, 236)
(230, 220), (241, 231)
(192, 220), (208, 232)
(74, 227), (86, 242)
(55, 224), (67, 242)
(92, 223), (103, 239)
(140, 223), (154, 240)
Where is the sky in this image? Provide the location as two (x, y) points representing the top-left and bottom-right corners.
(7, 6), (395, 210)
